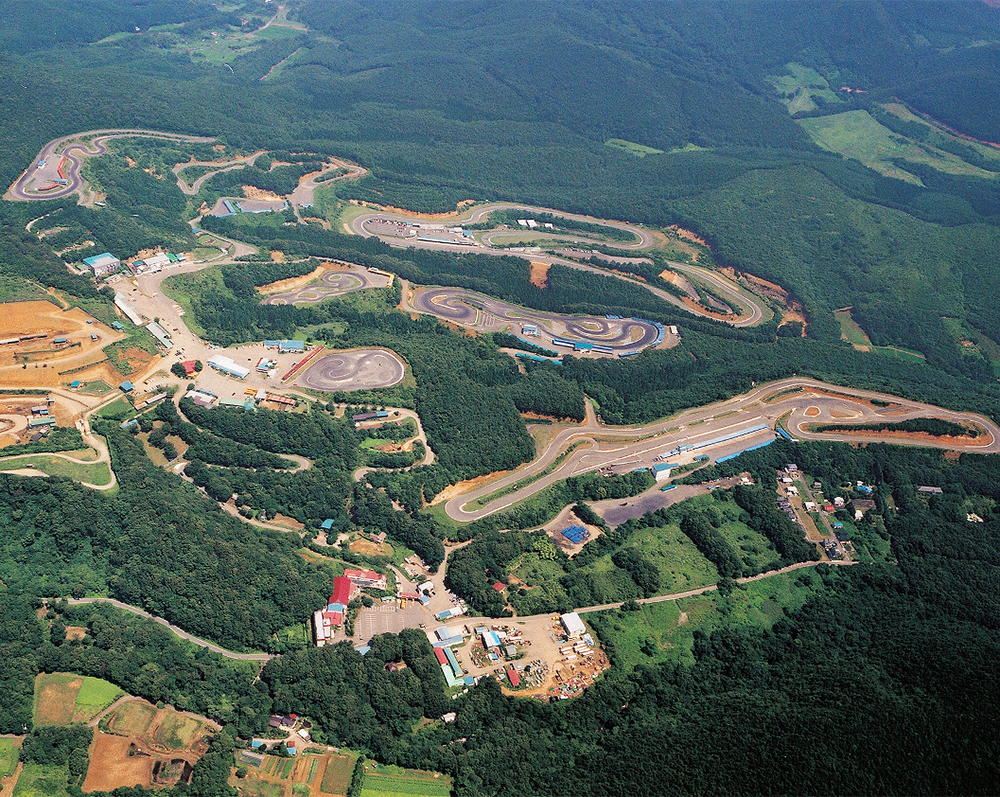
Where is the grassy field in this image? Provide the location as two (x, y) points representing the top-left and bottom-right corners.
(799, 110), (1000, 183)
(834, 309), (872, 348)
(359, 764), (452, 797)
(718, 519), (783, 573)
(629, 524), (720, 592)
(72, 677), (124, 722)
(595, 568), (825, 669)
(106, 701), (157, 736)
(0, 453), (113, 486)
(153, 713), (201, 750)
(12, 763), (69, 797)
(766, 62), (841, 115)
(882, 101), (1000, 167)
(605, 139), (665, 158)
(0, 738), (20, 778)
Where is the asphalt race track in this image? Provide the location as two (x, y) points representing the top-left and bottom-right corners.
(296, 349), (406, 392)
(349, 203), (768, 328)
(263, 266), (390, 306)
(410, 287), (661, 353)
(444, 377), (1000, 522)
(7, 129), (214, 202)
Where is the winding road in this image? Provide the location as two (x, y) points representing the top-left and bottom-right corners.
(67, 597), (275, 661)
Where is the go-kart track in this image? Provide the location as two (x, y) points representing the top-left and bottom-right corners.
(263, 266), (391, 305)
(410, 286), (663, 355)
(6, 129), (215, 202)
(295, 349), (406, 392)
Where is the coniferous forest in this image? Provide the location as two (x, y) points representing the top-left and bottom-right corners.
(4, 1), (1000, 795)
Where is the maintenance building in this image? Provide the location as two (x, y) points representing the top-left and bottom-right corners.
(83, 253), (121, 278)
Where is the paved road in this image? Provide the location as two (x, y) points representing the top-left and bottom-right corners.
(348, 203), (767, 327)
(7, 129), (215, 202)
(67, 597), (275, 661)
(443, 376), (1000, 522)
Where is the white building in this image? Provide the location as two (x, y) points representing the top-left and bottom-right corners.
(560, 612), (586, 638)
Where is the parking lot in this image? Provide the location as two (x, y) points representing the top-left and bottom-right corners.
(355, 602), (430, 645)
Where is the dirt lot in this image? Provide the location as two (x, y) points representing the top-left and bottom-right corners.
(542, 506), (603, 557)
(84, 735), (152, 792)
(256, 263), (328, 295)
(0, 301), (126, 387)
(349, 538), (392, 557)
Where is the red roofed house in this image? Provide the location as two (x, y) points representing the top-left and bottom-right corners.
(492, 581), (505, 593)
(344, 568), (387, 590)
(182, 360), (197, 376)
(506, 667), (521, 687)
(331, 576), (353, 606)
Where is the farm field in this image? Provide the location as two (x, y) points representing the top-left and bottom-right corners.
(234, 749), (358, 797)
(12, 762), (69, 797)
(359, 764), (452, 797)
(84, 699), (215, 792)
(33, 673), (123, 726)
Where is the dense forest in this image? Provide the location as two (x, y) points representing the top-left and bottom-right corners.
(0, 439), (998, 795)
(4, 1), (1000, 795)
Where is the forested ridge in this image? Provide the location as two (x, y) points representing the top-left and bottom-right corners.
(0, 440), (999, 795)
(3, 1), (1000, 794)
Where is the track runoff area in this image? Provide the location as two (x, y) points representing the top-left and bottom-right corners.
(410, 286), (672, 359)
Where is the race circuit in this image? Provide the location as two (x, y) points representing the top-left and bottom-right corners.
(408, 286), (664, 355)
(263, 266), (391, 306)
(296, 349), (406, 392)
(348, 203), (768, 328)
(7, 129), (215, 202)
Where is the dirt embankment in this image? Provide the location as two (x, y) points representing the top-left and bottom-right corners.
(529, 262), (550, 289)
(723, 268), (807, 334)
(243, 185), (284, 202)
(350, 198), (476, 220)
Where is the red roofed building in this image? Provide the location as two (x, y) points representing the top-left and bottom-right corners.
(506, 667), (521, 687)
(344, 568), (387, 590)
(330, 576), (352, 606)
(492, 581), (505, 592)
(181, 360), (197, 376)
(434, 648), (448, 666)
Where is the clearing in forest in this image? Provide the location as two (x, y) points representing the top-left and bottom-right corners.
(33, 673), (123, 727)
